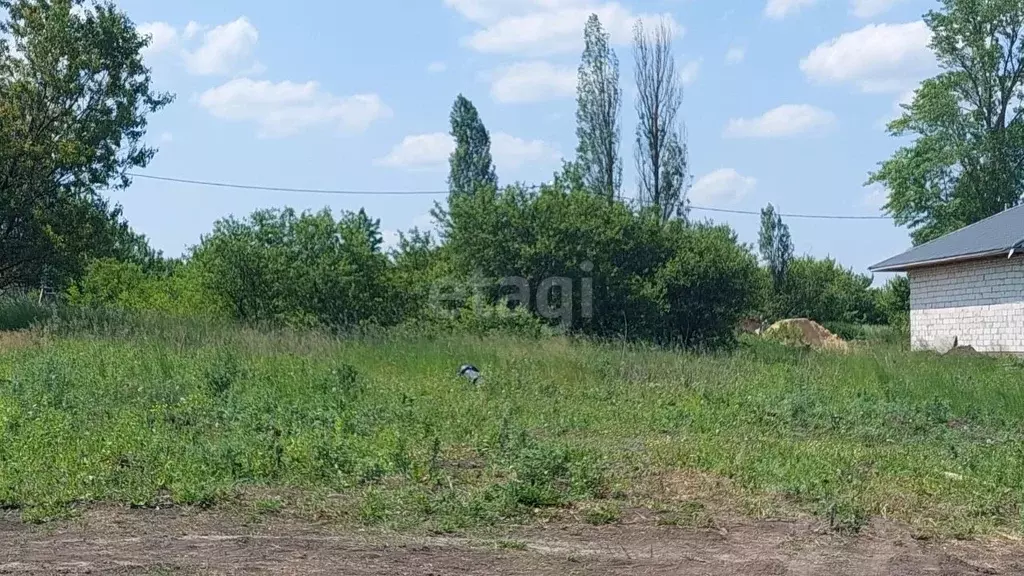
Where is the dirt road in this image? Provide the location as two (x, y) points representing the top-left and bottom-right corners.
(1, 507), (1022, 575)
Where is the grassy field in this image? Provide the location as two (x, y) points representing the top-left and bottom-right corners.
(0, 317), (1022, 538)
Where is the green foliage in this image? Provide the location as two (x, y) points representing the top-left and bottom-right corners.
(875, 275), (910, 328)
(0, 0), (173, 289)
(869, 0), (1024, 245)
(758, 203), (793, 292)
(632, 19), (688, 222)
(448, 94), (497, 199)
(773, 257), (880, 325)
(443, 173), (758, 347)
(66, 258), (220, 317)
(637, 222), (760, 347)
(387, 228), (449, 322)
(576, 13), (622, 200)
(189, 207), (397, 329)
(0, 293), (50, 330)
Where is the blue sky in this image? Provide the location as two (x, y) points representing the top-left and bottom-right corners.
(110, 0), (939, 281)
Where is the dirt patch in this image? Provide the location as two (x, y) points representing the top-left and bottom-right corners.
(2, 507), (1023, 575)
(764, 319), (850, 352)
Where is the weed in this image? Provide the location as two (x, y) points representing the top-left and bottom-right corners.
(0, 326), (1020, 537)
(254, 498), (284, 515)
(583, 502), (622, 525)
(656, 501), (713, 528)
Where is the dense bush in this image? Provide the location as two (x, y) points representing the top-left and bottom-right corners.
(770, 257), (881, 325)
(442, 175), (759, 347)
(189, 208), (399, 329)
(66, 258), (220, 317)
(634, 222), (760, 347)
(875, 275), (910, 328)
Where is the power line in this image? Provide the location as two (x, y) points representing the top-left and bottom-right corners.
(126, 172), (893, 221)
(127, 173), (453, 196)
(689, 205), (890, 220)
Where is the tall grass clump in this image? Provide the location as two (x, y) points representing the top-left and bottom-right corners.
(0, 293), (51, 331)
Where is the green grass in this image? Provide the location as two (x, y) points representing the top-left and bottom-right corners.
(0, 324), (1022, 537)
(0, 293), (51, 331)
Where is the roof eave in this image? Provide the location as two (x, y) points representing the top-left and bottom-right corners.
(869, 249), (1012, 273)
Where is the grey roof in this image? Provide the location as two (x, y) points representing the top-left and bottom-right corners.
(870, 204), (1024, 272)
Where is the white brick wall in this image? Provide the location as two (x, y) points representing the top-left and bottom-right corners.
(909, 256), (1024, 353)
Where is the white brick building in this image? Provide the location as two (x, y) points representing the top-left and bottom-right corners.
(871, 206), (1024, 354)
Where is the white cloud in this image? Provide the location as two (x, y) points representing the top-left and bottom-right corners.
(725, 104), (836, 138)
(725, 45), (745, 64)
(680, 58), (702, 85)
(376, 131), (560, 171)
(862, 184), (887, 209)
(198, 78), (392, 138)
(138, 22), (178, 57)
(183, 17), (259, 76)
(800, 21), (935, 93)
(764, 0), (818, 19)
(690, 169), (757, 205)
(375, 133), (454, 169)
(490, 61), (577, 103)
(851, 0), (907, 18)
(427, 61), (448, 73)
(492, 132), (561, 168)
(449, 1), (681, 56)
(183, 21), (204, 39)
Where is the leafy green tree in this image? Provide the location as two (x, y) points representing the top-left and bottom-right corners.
(637, 221), (759, 347)
(443, 163), (758, 347)
(632, 19), (688, 222)
(388, 228), (448, 321)
(190, 207), (397, 328)
(876, 275), (910, 327)
(448, 94), (497, 198)
(576, 14), (622, 201)
(66, 257), (220, 317)
(0, 0), (173, 289)
(778, 257), (879, 324)
(869, 0), (1024, 245)
(758, 203), (793, 291)
(658, 131), (691, 222)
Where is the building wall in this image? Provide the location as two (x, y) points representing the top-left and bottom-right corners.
(909, 256), (1024, 353)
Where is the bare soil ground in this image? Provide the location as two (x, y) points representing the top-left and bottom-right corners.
(2, 507), (1023, 575)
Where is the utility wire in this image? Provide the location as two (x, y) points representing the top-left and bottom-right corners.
(127, 173), (454, 196)
(126, 172), (893, 221)
(689, 205), (890, 220)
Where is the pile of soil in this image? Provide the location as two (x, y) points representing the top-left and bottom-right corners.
(763, 318), (849, 352)
(737, 316), (765, 334)
(945, 345), (982, 357)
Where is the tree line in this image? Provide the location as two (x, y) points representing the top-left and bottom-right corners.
(5, 0), (1018, 346)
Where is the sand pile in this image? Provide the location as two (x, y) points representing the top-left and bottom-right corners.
(763, 318), (849, 352)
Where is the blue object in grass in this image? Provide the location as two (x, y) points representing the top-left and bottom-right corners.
(458, 364), (481, 385)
